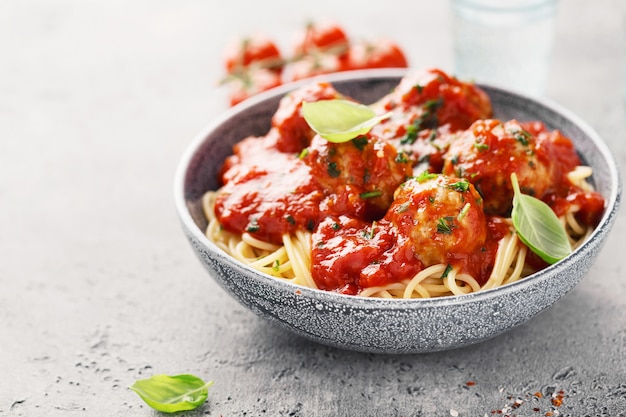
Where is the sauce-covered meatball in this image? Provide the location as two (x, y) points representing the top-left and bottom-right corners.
(375, 68), (493, 132)
(310, 215), (415, 295)
(214, 150), (325, 245)
(302, 133), (412, 220)
(385, 174), (487, 267)
(442, 119), (555, 215)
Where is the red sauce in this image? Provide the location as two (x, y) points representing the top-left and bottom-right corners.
(214, 69), (606, 294)
(311, 216), (420, 294)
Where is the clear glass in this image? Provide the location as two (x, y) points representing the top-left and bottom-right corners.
(451, 0), (559, 96)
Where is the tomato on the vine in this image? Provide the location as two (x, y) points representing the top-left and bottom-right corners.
(345, 39), (408, 70)
(227, 68), (282, 106)
(222, 34), (284, 105)
(224, 34), (283, 74)
(220, 22), (410, 106)
(285, 53), (349, 82)
(293, 21), (350, 56)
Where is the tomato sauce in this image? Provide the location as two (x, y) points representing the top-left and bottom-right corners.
(214, 69), (605, 295)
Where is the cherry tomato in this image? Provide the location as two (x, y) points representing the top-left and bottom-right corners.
(285, 53), (349, 82)
(293, 21), (350, 56)
(221, 22), (410, 106)
(224, 34), (283, 74)
(345, 39), (408, 70)
(227, 68), (282, 106)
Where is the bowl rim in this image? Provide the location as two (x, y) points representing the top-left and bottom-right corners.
(174, 68), (622, 309)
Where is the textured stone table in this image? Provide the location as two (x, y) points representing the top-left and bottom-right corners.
(1, 1), (625, 416)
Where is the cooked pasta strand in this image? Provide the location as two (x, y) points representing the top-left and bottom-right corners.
(200, 173), (594, 300)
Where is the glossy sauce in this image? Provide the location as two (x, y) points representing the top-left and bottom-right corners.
(214, 69), (605, 295)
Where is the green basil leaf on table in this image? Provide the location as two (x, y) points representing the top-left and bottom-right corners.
(510, 173), (572, 264)
(129, 374), (213, 413)
(302, 99), (391, 143)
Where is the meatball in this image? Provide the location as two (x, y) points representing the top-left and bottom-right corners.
(442, 119), (555, 215)
(214, 153), (325, 245)
(374, 68), (493, 132)
(302, 133), (412, 220)
(385, 174), (487, 267)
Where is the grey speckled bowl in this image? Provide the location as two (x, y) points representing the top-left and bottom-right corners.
(174, 69), (621, 354)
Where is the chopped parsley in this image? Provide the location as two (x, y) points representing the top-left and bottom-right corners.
(509, 127), (532, 146)
(448, 179), (470, 192)
(395, 151), (409, 163)
(327, 162), (341, 178)
(441, 264), (453, 278)
(400, 99), (443, 145)
(516, 133), (530, 146)
(401, 124), (419, 145)
(365, 221), (377, 239)
(360, 190), (382, 199)
(246, 218), (260, 233)
(422, 98), (443, 111)
(457, 203), (471, 221)
(474, 142), (489, 151)
(416, 171), (438, 182)
(351, 136), (368, 151)
(436, 217), (455, 234)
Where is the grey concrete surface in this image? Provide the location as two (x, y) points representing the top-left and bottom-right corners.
(1, 1), (625, 416)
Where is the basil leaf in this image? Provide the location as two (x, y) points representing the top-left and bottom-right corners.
(510, 173), (572, 264)
(129, 374), (213, 413)
(302, 99), (391, 143)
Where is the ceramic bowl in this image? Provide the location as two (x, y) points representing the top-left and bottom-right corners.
(174, 69), (621, 354)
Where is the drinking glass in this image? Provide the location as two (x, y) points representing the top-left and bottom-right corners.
(451, 0), (559, 96)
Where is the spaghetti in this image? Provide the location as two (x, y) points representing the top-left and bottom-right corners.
(202, 183), (594, 298)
